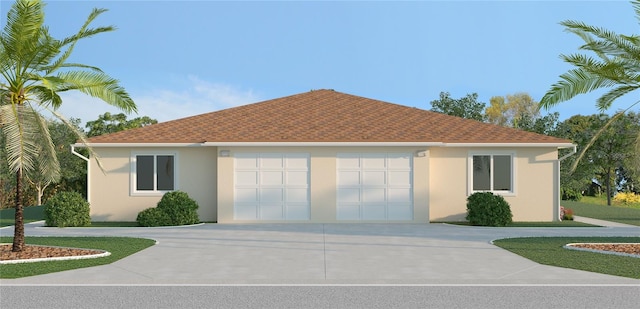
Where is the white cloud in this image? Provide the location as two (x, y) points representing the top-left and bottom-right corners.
(51, 77), (262, 126)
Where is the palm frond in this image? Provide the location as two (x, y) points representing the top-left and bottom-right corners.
(48, 8), (113, 74)
(539, 68), (615, 108)
(30, 85), (62, 108)
(597, 84), (640, 111)
(56, 71), (136, 113)
(27, 107), (60, 184)
(2, 0), (44, 61)
(46, 107), (105, 173)
(0, 103), (40, 174)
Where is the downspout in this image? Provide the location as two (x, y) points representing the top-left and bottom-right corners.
(557, 145), (577, 221)
(71, 145), (91, 205)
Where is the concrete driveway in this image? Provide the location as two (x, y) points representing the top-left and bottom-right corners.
(1, 222), (639, 285)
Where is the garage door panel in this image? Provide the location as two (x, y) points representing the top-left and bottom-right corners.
(362, 155), (386, 169)
(234, 153), (309, 221)
(286, 204), (309, 220)
(260, 188), (284, 202)
(235, 154), (258, 168)
(388, 188), (412, 202)
(338, 171), (360, 186)
(363, 204), (386, 220)
(234, 203), (257, 220)
(286, 155), (309, 168)
(388, 171), (411, 185)
(337, 204), (360, 220)
(260, 204), (284, 220)
(260, 154), (284, 168)
(388, 154), (411, 169)
(363, 188), (385, 202)
(235, 188), (258, 203)
(338, 155), (360, 168)
(363, 171), (386, 185)
(337, 153), (413, 221)
(287, 188), (309, 203)
(338, 188), (361, 203)
(286, 171), (309, 185)
(388, 203), (413, 220)
(261, 171), (284, 185)
(236, 171), (258, 186)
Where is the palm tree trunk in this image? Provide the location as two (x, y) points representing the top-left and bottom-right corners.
(12, 169), (24, 252)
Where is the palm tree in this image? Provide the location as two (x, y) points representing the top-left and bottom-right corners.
(0, 0), (136, 252)
(539, 0), (640, 171)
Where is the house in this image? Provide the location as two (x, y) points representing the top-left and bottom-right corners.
(74, 89), (574, 223)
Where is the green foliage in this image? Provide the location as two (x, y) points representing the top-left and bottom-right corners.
(43, 191), (90, 227)
(485, 93), (540, 127)
(466, 192), (513, 226)
(85, 112), (157, 137)
(137, 191), (200, 227)
(429, 92), (486, 121)
(561, 187), (582, 201)
(136, 207), (171, 227)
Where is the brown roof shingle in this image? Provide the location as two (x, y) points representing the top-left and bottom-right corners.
(86, 89), (572, 145)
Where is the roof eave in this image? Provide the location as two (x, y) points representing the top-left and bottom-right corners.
(73, 141), (575, 148)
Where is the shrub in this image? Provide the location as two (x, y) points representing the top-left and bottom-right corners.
(136, 207), (172, 227)
(136, 191), (200, 227)
(44, 191), (91, 227)
(561, 187), (582, 201)
(561, 207), (574, 221)
(157, 191), (200, 225)
(466, 192), (513, 227)
(613, 192), (640, 205)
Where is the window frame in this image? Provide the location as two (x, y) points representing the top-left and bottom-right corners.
(467, 151), (516, 196)
(130, 152), (178, 196)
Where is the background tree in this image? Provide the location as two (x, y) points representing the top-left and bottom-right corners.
(485, 93), (540, 128)
(0, 0), (136, 252)
(85, 112), (157, 137)
(556, 113), (640, 205)
(429, 92), (486, 121)
(539, 0), (640, 171)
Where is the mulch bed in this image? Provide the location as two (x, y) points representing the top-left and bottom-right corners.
(0, 244), (104, 261)
(568, 243), (640, 256)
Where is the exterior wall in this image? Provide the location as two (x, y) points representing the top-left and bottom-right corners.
(88, 146), (218, 221)
(217, 146), (429, 223)
(429, 147), (559, 222)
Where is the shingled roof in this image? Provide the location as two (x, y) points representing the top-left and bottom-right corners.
(86, 89), (572, 145)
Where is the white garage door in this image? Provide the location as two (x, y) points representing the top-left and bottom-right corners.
(337, 153), (413, 220)
(234, 153), (310, 220)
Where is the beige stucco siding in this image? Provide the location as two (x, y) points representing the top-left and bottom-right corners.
(429, 147), (559, 222)
(89, 147), (218, 221)
(217, 146), (429, 223)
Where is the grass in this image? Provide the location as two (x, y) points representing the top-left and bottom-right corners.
(0, 206), (44, 227)
(0, 236), (156, 279)
(563, 200), (640, 226)
(493, 237), (640, 279)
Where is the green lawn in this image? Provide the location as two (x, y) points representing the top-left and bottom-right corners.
(0, 236), (155, 278)
(0, 206), (44, 227)
(563, 200), (640, 226)
(493, 237), (640, 279)
(434, 221), (597, 227)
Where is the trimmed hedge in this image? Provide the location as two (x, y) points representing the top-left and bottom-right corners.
(137, 191), (200, 227)
(44, 191), (91, 227)
(466, 192), (513, 227)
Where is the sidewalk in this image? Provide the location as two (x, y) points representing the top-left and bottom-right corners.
(574, 216), (639, 228)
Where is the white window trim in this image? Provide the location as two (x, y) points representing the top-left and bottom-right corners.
(130, 151), (179, 196)
(467, 151), (516, 196)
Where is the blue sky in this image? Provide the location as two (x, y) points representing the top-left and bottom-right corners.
(1, 0), (637, 125)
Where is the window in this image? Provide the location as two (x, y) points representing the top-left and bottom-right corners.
(132, 154), (176, 194)
(469, 153), (514, 194)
